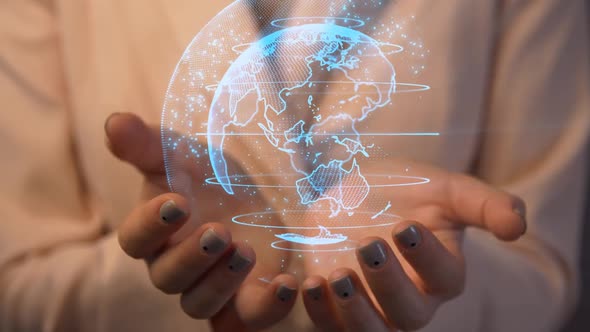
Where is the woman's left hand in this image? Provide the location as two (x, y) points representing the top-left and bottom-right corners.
(301, 165), (527, 332)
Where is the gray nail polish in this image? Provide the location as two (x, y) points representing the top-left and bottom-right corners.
(306, 286), (322, 301)
(359, 240), (387, 269)
(512, 200), (527, 234)
(200, 229), (227, 254)
(276, 285), (296, 302)
(159, 200), (186, 224)
(513, 202), (526, 218)
(331, 276), (354, 299)
(228, 249), (252, 273)
(395, 225), (422, 249)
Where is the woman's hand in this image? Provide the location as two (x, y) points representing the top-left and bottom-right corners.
(301, 163), (527, 331)
(105, 113), (298, 331)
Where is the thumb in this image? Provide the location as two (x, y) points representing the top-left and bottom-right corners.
(445, 173), (527, 241)
(105, 112), (165, 174)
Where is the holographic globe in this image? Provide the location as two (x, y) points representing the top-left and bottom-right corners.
(161, 0), (432, 282)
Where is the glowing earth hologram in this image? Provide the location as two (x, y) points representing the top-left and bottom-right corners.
(204, 174), (431, 189)
(275, 225), (347, 245)
(161, 0), (435, 280)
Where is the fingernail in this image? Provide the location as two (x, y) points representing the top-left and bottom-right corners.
(512, 200), (527, 234)
(104, 112), (121, 133)
(358, 240), (387, 269)
(306, 285), (322, 301)
(395, 225), (422, 249)
(159, 200), (187, 224)
(276, 285), (296, 302)
(228, 249), (252, 273)
(200, 229), (227, 255)
(330, 275), (354, 299)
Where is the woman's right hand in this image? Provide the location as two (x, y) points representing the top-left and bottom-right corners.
(105, 113), (298, 331)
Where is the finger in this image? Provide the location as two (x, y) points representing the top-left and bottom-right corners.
(327, 269), (391, 332)
(118, 194), (189, 259)
(446, 173), (526, 241)
(214, 274), (298, 331)
(104, 112), (165, 174)
(357, 236), (435, 331)
(147, 223), (231, 294)
(180, 242), (255, 319)
(392, 222), (465, 300)
(302, 276), (343, 332)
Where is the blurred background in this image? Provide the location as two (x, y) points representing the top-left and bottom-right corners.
(561, 141), (590, 331)
(560, 7), (590, 331)
(0, 2), (587, 332)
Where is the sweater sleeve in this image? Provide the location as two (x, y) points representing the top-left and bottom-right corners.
(425, 0), (590, 331)
(0, 2), (210, 331)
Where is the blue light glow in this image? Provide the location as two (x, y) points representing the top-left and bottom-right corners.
(275, 226), (348, 245)
(207, 23), (398, 211)
(161, 0), (435, 271)
(270, 17), (366, 29)
(271, 239), (358, 252)
(230, 210), (401, 230)
(204, 174), (430, 188)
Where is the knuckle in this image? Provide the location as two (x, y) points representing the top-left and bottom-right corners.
(117, 232), (143, 259)
(438, 264), (466, 300)
(396, 310), (432, 331)
(150, 272), (180, 295)
(179, 278), (234, 319)
(427, 279), (464, 301)
(443, 278), (465, 300)
(123, 245), (146, 259)
(384, 296), (434, 331)
(180, 293), (217, 319)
